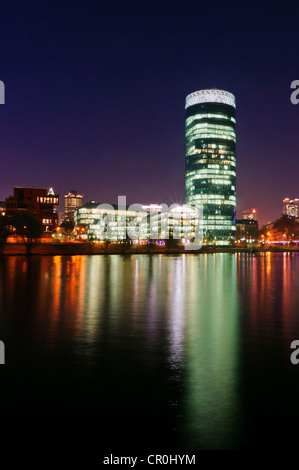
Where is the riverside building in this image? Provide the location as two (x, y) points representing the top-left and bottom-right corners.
(5, 186), (59, 231)
(74, 201), (201, 245)
(185, 89), (236, 244)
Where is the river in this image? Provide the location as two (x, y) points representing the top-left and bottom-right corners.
(0, 253), (298, 456)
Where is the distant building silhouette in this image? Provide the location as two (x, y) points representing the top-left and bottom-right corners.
(242, 208), (257, 221)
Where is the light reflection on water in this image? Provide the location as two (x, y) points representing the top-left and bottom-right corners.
(182, 254), (240, 449)
(1, 253), (299, 450)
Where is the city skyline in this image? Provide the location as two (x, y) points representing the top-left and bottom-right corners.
(2, 181), (296, 230)
(0, 2), (299, 227)
(1, 2), (299, 460)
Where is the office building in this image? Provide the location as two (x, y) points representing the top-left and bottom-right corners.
(64, 190), (84, 222)
(74, 202), (200, 243)
(185, 89), (236, 244)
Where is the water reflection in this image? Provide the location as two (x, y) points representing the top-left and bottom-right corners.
(182, 254), (240, 449)
(1, 253), (299, 450)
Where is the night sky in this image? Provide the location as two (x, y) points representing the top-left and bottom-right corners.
(0, 1), (298, 225)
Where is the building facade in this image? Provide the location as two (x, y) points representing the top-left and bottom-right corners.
(236, 219), (259, 242)
(283, 198), (299, 218)
(64, 190), (84, 222)
(74, 202), (201, 245)
(75, 202), (142, 241)
(185, 89), (236, 244)
(6, 186), (59, 231)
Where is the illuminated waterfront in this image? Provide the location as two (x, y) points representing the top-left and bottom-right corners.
(0, 253), (299, 454)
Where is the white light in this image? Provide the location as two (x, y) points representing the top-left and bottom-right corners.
(48, 187), (55, 195)
(185, 89), (236, 109)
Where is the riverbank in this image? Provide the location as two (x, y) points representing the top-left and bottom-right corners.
(1, 243), (299, 255)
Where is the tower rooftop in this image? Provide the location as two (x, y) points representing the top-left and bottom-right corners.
(185, 89), (236, 109)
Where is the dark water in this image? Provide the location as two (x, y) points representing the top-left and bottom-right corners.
(1, 253), (299, 457)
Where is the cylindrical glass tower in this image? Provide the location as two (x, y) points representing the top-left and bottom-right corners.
(185, 89), (236, 245)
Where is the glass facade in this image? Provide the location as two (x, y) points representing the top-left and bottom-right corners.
(74, 203), (141, 241)
(74, 202), (201, 244)
(185, 89), (236, 244)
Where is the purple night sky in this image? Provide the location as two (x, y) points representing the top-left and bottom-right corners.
(0, 1), (299, 225)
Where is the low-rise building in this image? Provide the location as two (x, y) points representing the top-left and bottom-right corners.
(6, 186), (59, 231)
(74, 201), (201, 244)
(236, 219), (259, 242)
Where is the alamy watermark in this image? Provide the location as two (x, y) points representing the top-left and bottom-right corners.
(290, 80), (299, 104)
(0, 80), (5, 104)
(0, 341), (5, 364)
(290, 340), (299, 364)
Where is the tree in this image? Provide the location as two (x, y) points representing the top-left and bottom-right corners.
(228, 237), (234, 246)
(203, 230), (213, 245)
(103, 238), (110, 254)
(165, 232), (180, 252)
(102, 224), (111, 254)
(147, 238), (157, 253)
(60, 219), (75, 241)
(273, 215), (299, 240)
(11, 212), (43, 255)
(121, 231), (132, 254)
(87, 233), (97, 245)
(260, 215), (299, 243)
(0, 216), (9, 254)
